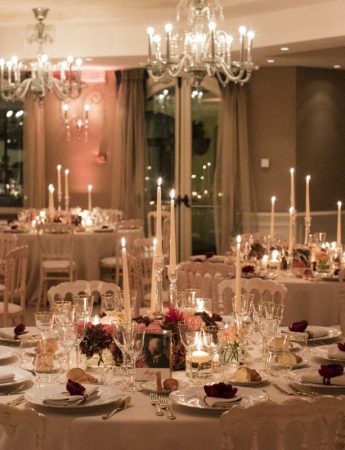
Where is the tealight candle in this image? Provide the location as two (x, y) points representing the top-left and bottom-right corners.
(190, 350), (211, 364)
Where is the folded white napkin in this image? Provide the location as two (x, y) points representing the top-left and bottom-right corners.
(0, 372), (15, 384)
(327, 346), (345, 361)
(42, 386), (99, 407)
(200, 393), (242, 408)
(0, 328), (38, 340)
(284, 326), (328, 339)
(301, 372), (345, 386)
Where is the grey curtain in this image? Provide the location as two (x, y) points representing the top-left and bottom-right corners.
(213, 84), (257, 254)
(23, 95), (46, 208)
(111, 69), (147, 220)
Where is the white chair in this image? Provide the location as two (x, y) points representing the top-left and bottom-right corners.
(37, 224), (76, 310)
(100, 219), (144, 284)
(220, 397), (345, 450)
(0, 233), (18, 278)
(47, 280), (120, 304)
(0, 245), (28, 326)
(0, 403), (46, 450)
(147, 210), (170, 238)
(216, 277), (287, 315)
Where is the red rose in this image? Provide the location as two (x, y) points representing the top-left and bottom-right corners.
(204, 382), (237, 399)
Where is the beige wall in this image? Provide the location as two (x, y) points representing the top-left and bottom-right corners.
(44, 72), (117, 210)
(247, 67), (297, 213)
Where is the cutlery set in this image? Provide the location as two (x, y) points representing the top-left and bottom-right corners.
(150, 391), (176, 420)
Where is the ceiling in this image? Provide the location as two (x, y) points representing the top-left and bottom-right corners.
(0, 0), (344, 70)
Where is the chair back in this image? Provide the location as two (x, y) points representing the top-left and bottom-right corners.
(0, 233), (18, 276)
(38, 225), (74, 262)
(220, 397), (345, 450)
(48, 280), (120, 303)
(0, 403), (46, 450)
(3, 245), (28, 326)
(216, 278), (287, 315)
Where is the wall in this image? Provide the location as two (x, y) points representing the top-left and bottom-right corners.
(247, 67), (297, 213)
(44, 71), (117, 210)
(296, 68), (345, 214)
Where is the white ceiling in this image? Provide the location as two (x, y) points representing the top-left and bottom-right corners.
(0, 0), (344, 70)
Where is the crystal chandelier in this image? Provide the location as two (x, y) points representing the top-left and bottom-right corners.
(0, 8), (84, 103)
(146, 0), (255, 87)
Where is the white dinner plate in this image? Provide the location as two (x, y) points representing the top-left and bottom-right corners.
(0, 346), (15, 361)
(25, 384), (123, 410)
(170, 386), (266, 411)
(281, 327), (341, 342)
(311, 345), (345, 363)
(0, 327), (40, 344)
(0, 367), (32, 387)
(141, 379), (190, 395)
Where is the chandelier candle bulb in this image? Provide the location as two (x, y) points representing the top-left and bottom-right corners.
(337, 201), (342, 248)
(165, 23), (172, 61)
(121, 238), (131, 322)
(88, 185), (93, 211)
(235, 235), (241, 313)
(305, 175), (311, 224)
(156, 177), (163, 258)
(209, 22), (216, 60)
(239, 26), (246, 63)
(270, 196), (276, 243)
(169, 189), (176, 271)
(150, 238), (157, 313)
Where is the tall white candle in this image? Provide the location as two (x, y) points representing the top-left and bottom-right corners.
(288, 206), (294, 256)
(88, 184), (93, 212)
(57, 164), (62, 202)
(290, 168), (295, 210)
(235, 235), (241, 313)
(305, 175), (311, 223)
(156, 177), (162, 258)
(121, 237), (131, 322)
(337, 201), (342, 248)
(48, 184), (55, 217)
(169, 189), (176, 270)
(150, 238), (157, 313)
(64, 169), (69, 210)
(270, 196), (276, 243)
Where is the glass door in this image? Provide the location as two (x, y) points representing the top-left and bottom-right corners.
(145, 77), (220, 261)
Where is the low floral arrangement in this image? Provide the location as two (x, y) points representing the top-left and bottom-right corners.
(315, 249), (330, 272)
(218, 326), (240, 365)
(79, 323), (114, 366)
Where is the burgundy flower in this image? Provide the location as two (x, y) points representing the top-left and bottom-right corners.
(241, 265), (255, 274)
(318, 364), (344, 385)
(204, 382), (237, 399)
(14, 323), (25, 335)
(66, 379), (86, 396)
(338, 343), (345, 352)
(289, 320), (308, 332)
(164, 305), (184, 323)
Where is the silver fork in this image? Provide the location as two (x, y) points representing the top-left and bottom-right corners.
(6, 395), (25, 407)
(150, 392), (163, 416)
(273, 383), (311, 397)
(159, 396), (176, 420)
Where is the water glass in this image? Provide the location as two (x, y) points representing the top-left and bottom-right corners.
(58, 324), (77, 371)
(74, 294), (93, 320)
(35, 311), (55, 341)
(52, 300), (75, 325)
(34, 353), (62, 386)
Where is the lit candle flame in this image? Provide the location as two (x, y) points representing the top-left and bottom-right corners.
(170, 189), (175, 199)
(121, 237), (126, 248)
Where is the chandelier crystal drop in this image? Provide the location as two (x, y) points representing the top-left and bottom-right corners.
(146, 0), (255, 87)
(0, 8), (84, 103)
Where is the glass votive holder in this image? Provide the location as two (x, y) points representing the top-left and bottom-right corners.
(185, 331), (212, 384)
(195, 297), (213, 315)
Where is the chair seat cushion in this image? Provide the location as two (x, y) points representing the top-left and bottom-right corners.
(0, 302), (23, 315)
(100, 257), (121, 269)
(43, 260), (76, 270)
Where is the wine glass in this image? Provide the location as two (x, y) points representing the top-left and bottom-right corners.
(58, 324), (77, 371)
(34, 311), (54, 349)
(52, 299), (75, 325)
(74, 294), (93, 320)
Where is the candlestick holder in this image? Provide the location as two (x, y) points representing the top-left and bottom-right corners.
(65, 196), (70, 211)
(304, 220), (311, 246)
(57, 193), (62, 211)
(167, 265), (178, 307)
(154, 255), (165, 320)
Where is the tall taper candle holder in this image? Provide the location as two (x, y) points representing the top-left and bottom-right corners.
(65, 196), (70, 211)
(167, 265), (178, 307)
(154, 255), (164, 320)
(57, 193), (62, 211)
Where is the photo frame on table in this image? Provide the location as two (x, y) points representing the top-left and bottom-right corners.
(135, 330), (172, 381)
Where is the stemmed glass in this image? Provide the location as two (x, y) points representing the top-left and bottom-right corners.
(52, 300), (75, 326)
(112, 322), (145, 391)
(58, 324), (77, 371)
(74, 294), (93, 320)
(34, 311), (55, 350)
(33, 352), (62, 387)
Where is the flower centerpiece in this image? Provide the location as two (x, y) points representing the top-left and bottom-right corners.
(315, 249), (331, 273)
(79, 323), (114, 366)
(218, 326), (240, 365)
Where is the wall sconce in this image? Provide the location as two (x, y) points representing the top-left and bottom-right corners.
(62, 102), (90, 142)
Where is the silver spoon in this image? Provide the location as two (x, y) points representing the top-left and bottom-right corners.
(102, 396), (131, 420)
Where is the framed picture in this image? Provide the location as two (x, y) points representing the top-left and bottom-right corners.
(135, 330), (172, 381)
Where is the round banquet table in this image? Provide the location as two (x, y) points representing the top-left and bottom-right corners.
(14, 231), (118, 304)
(0, 328), (343, 450)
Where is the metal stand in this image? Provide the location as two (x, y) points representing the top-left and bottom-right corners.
(154, 255), (164, 319)
(167, 265), (178, 307)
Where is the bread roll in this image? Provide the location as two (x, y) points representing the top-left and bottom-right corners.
(67, 368), (98, 384)
(234, 366), (262, 382)
(276, 352), (302, 366)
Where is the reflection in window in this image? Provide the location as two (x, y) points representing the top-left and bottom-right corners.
(0, 101), (24, 206)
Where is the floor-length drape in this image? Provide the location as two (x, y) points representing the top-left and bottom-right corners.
(213, 84), (257, 254)
(111, 69), (146, 220)
(23, 95), (46, 208)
